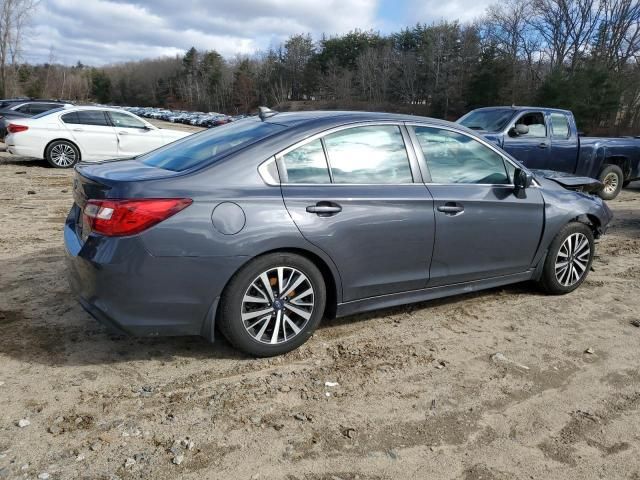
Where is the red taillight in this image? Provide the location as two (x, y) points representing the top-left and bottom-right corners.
(7, 123), (28, 133)
(82, 198), (192, 237)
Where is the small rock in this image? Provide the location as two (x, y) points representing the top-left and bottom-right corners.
(0, 381), (4, 387)
(76, 454), (85, 462)
(27, 190), (36, 195)
(186, 440), (195, 451)
(15, 171), (26, 174)
(124, 457), (136, 469)
(387, 449), (399, 460)
(37, 474), (50, 480)
(585, 347), (595, 354)
(21, 464), (29, 470)
(324, 381), (339, 387)
(279, 385), (291, 392)
(435, 361), (446, 369)
(293, 413), (307, 422)
(249, 416), (262, 425)
(17, 419), (30, 428)
(630, 319), (640, 328)
(48, 425), (62, 435)
(172, 454), (184, 465)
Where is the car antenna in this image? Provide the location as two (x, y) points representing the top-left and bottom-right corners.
(258, 106), (278, 121)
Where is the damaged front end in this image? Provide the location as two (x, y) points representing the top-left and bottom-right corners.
(532, 169), (603, 194)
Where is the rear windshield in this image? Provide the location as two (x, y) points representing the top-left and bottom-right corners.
(458, 109), (515, 132)
(139, 118), (286, 172)
(32, 107), (65, 119)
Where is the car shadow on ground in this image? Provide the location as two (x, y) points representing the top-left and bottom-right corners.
(0, 245), (542, 367)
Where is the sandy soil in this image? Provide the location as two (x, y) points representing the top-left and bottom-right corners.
(1, 123), (639, 480)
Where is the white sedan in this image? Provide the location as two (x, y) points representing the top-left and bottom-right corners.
(5, 106), (192, 168)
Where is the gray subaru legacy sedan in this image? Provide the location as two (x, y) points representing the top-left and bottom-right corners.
(65, 109), (613, 357)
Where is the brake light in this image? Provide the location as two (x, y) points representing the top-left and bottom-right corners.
(7, 124), (28, 133)
(82, 198), (192, 237)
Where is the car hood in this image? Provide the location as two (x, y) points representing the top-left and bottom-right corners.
(532, 169), (602, 194)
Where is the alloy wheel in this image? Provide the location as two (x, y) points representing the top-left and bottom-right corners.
(555, 232), (590, 287)
(50, 143), (77, 167)
(240, 266), (315, 344)
(602, 172), (619, 195)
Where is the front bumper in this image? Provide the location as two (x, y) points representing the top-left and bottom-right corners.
(64, 206), (245, 340)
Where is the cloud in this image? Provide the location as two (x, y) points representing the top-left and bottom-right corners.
(21, 0), (493, 66)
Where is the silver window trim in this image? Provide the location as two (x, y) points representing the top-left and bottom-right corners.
(405, 121), (539, 188)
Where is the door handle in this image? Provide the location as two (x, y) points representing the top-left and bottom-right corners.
(437, 203), (464, 215)
(306, 202), (342, 216)
(538, 142), (548, 148)
(118, 131), (129, 135)
(72, 128), (83, 132)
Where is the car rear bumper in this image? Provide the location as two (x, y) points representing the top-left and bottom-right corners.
(64, 205), (245, 340)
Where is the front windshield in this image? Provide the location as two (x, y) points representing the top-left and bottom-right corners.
(458, 109), (515, 132)
(139, 118), (286, 172)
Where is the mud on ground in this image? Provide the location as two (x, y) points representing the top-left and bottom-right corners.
(1, 124), (639, 479)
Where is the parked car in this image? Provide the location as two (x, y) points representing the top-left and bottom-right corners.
(5, 106), (191, 168)
(65, 109), (612, 357)
(0, 99), (73, 139)
(457, 106), (640, 199)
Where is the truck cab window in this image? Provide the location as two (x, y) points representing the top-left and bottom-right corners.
(515, 112), (547, 138)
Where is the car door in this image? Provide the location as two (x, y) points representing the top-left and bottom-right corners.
(501, 111), (551, 169)
(548, 112), (579, 173)
(409, 124), (544, 287)
(107, 111), (163, 156)
(278, 124), (435, 302)
(61, 110), (118, 160)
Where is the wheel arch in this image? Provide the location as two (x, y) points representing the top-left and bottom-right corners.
(214, 247), (341, 327)
(603, 155), (630, 179)
(43, 138), (82, 162)
(573, 214), (602, 238)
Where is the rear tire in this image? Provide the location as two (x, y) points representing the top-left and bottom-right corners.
(45, 140), (80, 168)
(218, 253), (326, 357)
(538, 222), (594, 295)
(598, 164), (623, 200)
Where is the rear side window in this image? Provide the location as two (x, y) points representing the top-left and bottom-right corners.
(14, 104), (31, 113)
(414, 127), (510, 185)
(110, 111), (147, 129)
(139, 118), (286, 172)
(62, 110), (109, 126)
(281, 139), (330, 183)
(323, 125), (412, 184)
(29, 103), (59, 114)
(550, 113), (570, 139)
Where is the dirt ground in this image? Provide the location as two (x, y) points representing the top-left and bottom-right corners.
(1, 121), (639, 480)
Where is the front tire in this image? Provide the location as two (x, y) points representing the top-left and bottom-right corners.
(598, 164), (623, 200)
(538, 222), (595, 295)
(218, 253), (326, 357)
(45, 140), (80, 168)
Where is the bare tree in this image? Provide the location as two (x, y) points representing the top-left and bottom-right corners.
(0, 0), (38, 97)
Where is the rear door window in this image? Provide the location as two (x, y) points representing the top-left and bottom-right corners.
(281, 139), (331, 183)
(323, 125), (413, 184)
(550, 113), (570, 138)
(62, 110), (110, 126)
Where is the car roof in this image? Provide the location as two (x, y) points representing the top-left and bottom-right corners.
(468, 106), (573, 114)
(263, 110), (456, 128)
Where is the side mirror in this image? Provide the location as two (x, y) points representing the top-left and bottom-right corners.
(514, 168), (533, 189)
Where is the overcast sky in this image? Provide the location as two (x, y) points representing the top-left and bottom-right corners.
(24, 0), (494, 66)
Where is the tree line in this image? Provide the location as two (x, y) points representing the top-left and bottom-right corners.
(3, 0), (640, 134)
